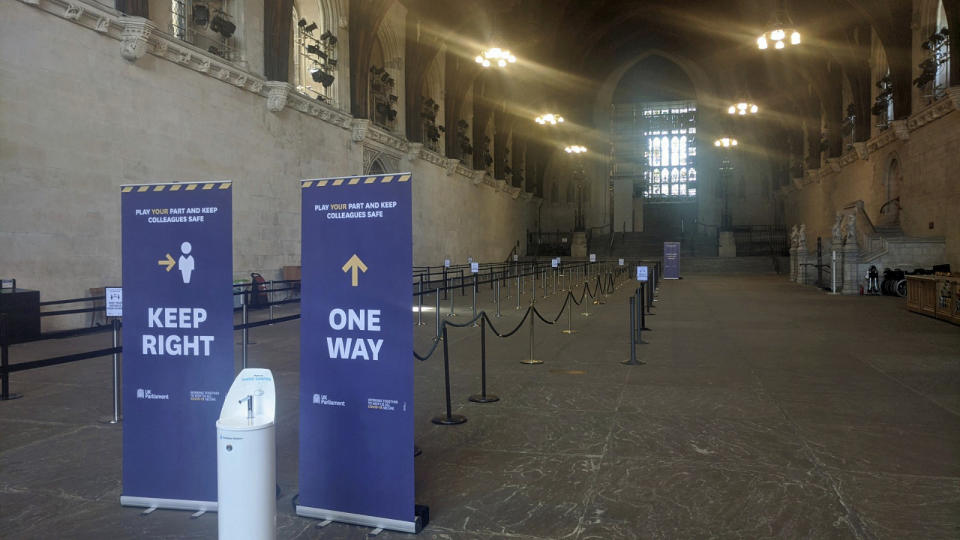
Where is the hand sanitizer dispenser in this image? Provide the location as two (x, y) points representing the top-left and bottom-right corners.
(217, 368), (276, 540)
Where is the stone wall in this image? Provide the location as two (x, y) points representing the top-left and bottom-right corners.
(0, 2), (530, 327)
(782, 95), (960, 270)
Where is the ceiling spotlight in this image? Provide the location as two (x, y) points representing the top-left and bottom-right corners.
(564, 145), (587, 154)
(475, 46), (517, 68)
(535, 113), (564, 125)
(713, 137), (738, 148)
(304, 22), (318, 33)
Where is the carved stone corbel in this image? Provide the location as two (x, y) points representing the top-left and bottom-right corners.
(95, 17), (110, 33)
(826, 158), (841, 173)
(444, 158), (459, 176)
(510, 186), (522, 199)
(120, 18), (156, 63)
(947, 86), (960, 110)
(471, 170), (486, 185)
(350, 119), (370, 142)
(265, 81), (292, 113)
(852, 142), (869, 161)
(890, 120), (909, 141)
(63, 3), (84, 20)
(405, 142), (422, 162)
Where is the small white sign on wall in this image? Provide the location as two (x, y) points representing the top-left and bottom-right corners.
(637, 266), (648, 282)
(589, 254), (596, 263)
(471, 262), (479, 273)
(444, 259), (451, 268)
(618, 258), (624, 266)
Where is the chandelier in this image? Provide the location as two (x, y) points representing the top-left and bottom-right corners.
(757, 2), (801, 50)
(728, 102), (759, 115)
(535, 113), (564, 125)
(713, 137), (738, 148)
(564, 145), (587, 154)
(475, 47), (517, 68)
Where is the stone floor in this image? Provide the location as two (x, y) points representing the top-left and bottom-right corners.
(2, 272), (959, 539)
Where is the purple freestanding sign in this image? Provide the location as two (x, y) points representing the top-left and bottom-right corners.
(663, 242), (680, 279)
(297, 173), (420, 533)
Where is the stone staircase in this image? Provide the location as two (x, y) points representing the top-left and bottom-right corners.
(590, 232), (718, 259)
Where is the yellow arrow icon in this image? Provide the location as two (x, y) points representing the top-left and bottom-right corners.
(157, 253), (176, 272)
(342, 254), (368, 287)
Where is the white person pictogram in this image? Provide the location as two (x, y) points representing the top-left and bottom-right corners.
(178, 241), (195, 284)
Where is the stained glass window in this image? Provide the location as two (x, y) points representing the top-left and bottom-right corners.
(642, 101), (696, 200)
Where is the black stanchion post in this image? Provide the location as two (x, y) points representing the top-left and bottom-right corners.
(442, 268), (448, 300)
(469, 317), (499, 403)
(460, 269), (465, 297)
(495, 278), (502, 318)
(432, 325), (466, 425)
(434, 288), (441, 342)
(241, 299), (249, 369)
(639, 283), (651, 331)
(622, 297), (642, 365)
(0, 314), (20, 401)
(110, 318), (121, 423)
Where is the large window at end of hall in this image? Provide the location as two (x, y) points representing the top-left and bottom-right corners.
(642, 103), (697, 200)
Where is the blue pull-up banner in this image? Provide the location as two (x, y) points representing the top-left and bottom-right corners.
(120, 182), (234, 511)
(664, 241), (681, 279)
(297, 173), (416, 533)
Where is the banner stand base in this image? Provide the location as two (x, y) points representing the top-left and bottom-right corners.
(120, 496), (218, 514)
(297, 505), (428, 534)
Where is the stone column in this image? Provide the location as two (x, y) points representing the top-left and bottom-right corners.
(841, 245), (860, 295)
(790, 246), (798, 282)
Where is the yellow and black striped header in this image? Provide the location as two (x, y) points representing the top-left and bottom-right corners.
(301, 174), (411, 189)
(121, 181), (232, 193)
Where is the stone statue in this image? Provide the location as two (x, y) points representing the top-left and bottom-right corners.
(832, 213), (843, 246)
(790, 225), (799, 248)
(798, 224), (807, 250)
(846, 213), (857, 244)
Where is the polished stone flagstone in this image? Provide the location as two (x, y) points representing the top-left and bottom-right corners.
(1, 273), (958, 538)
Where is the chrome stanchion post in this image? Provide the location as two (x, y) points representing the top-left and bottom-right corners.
(268, 281), (275, 322)
(469, 316), (499, 403)
(561, 293), (577, 335)
(416, 279), (425, 326)
(496, 279), (502, 318)
(521, 308), (543, 364)
(448, 280), (456, 317)
(241, 298), (249, 370)
(471, 275), (479, 327)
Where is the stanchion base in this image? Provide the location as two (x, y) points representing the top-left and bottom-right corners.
(620, 359), (647, 366)
(561, 329), (578, 335)
(580, 312), (591, 317)
(414, 445), (422, 457)
(415, 322), (427, 326)
(432, 336), (443, 343)
(520, 358), (544, 365)
(445, 313), (458, 318)
(469, 394), (500, 403)
(431, 414), (467, 425)
(593, 299), (606, 305)
(98, 416), (123, 424)
(0, 393), (24, 401)
(640, 326), (652, 331)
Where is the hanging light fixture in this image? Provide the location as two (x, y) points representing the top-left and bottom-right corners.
(757, 0), (801, 50)
(564, 145), (587, 154)
(727, 101), (759, 115)
(713, 137), (739, 148)
(475, 47), (517, 68)
(535, 113), (564, 125)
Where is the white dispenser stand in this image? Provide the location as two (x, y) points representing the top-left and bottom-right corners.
(217, 368), (276, 540)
